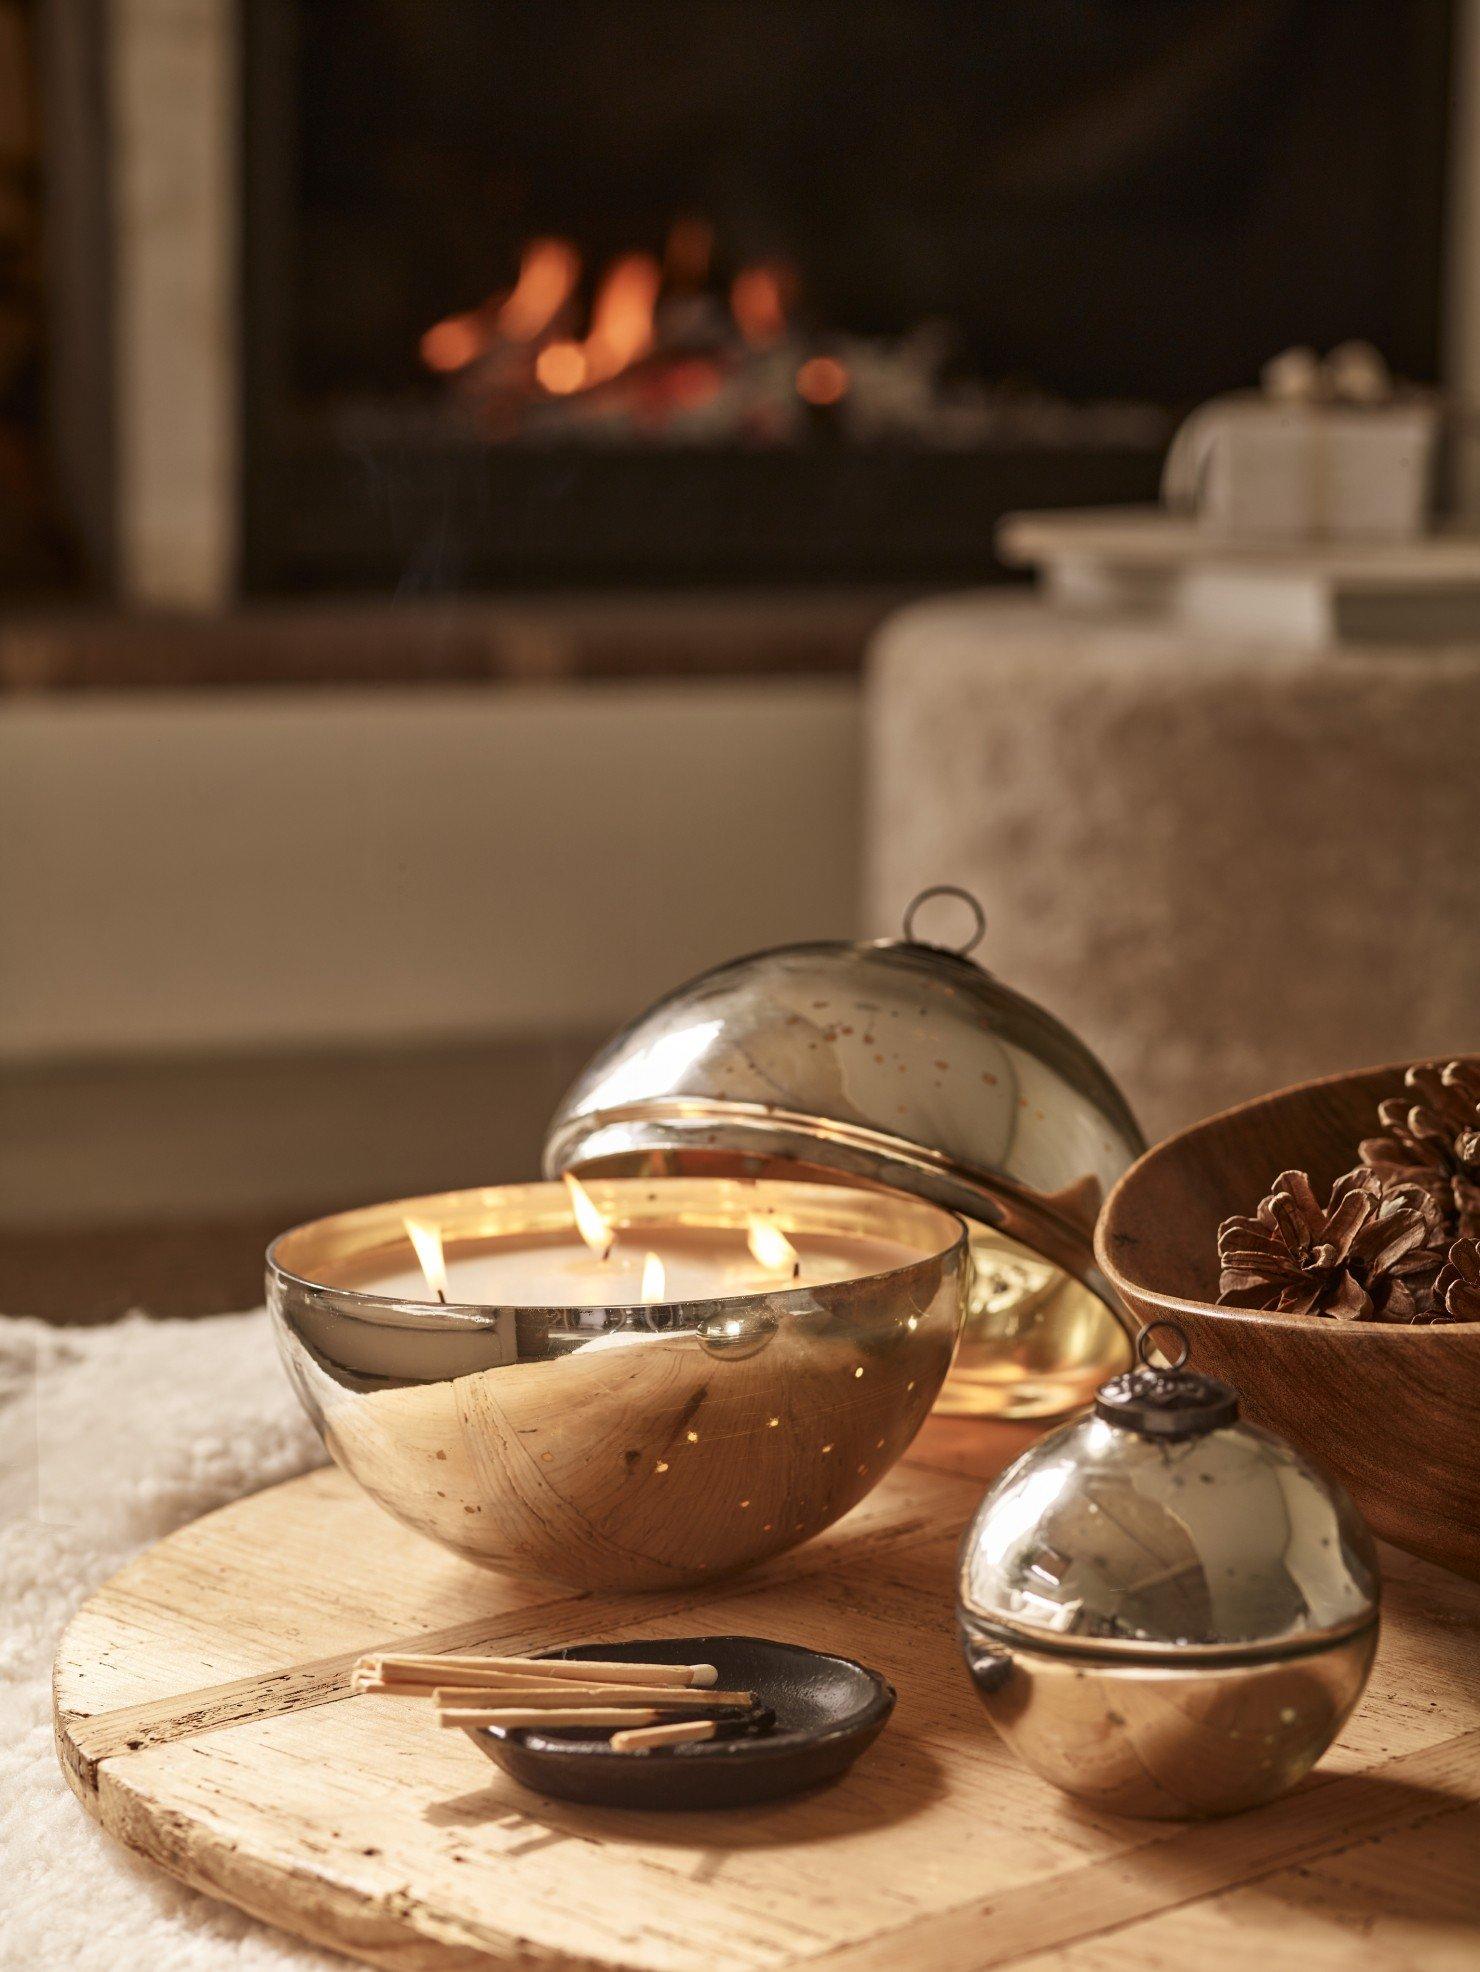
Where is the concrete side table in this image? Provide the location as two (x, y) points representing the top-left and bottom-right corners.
(865, 595), (1480, 1140)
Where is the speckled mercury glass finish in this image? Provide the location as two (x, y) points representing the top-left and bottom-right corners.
(956, 1385), (1380, 1817)
(269, 1176), (965, 1590)
(545, 913), (1146, 1417)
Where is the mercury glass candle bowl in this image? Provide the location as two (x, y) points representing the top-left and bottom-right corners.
(268, 1175), (965, 1591)
(545, 887), (1146, 1419)
(957, 1325), (1380, 1819)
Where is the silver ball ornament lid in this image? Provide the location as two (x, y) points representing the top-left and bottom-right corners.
(957, 1322), (1380, 1662)
(544, 886), (1145, 1318)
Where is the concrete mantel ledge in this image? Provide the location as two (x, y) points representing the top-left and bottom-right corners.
(0, 592), (904, 693)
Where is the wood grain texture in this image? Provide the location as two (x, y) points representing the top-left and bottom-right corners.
(1096, 1059), (1480, 1580)
(52, 1415), (1480, 1971)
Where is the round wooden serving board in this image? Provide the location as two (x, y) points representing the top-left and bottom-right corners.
(55, 1423), (1480, 1972)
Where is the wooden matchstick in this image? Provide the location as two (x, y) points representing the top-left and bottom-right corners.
(352, 1668), (540, 1697)
(436, 1706), (667, 1730)
(356, 1653), (718, 1689)
(353, 1672), (748, 1711)
(611, 1718), (720, 1752)
(431, 1685), (754, 1712)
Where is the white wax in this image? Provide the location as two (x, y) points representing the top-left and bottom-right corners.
(362, 1224), (917, 1308)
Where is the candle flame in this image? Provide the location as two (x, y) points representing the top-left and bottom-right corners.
(404, 1219), (448, 1303)
(747, 1215), (801, 1279)
(564, 1172), (615, 1262)
(640, 1251), (667, 1303)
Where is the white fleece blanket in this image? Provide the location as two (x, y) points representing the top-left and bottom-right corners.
(0, 1310), (343, 1972)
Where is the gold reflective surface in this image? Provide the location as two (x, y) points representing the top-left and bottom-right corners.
(956, 1379), (1381, 1816)
(269, 1177), (965, 1591)
(934, 1225), (1131, 1418)
(962, 1626), (1377, 1819)
(543, 932), (1146, 1423)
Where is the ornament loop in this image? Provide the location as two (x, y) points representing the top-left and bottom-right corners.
(902, 885), (987, 956)
(1138, 1320), (1190, 1371)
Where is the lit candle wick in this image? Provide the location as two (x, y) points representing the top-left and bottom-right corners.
(747, 1215), (801, 1280)
(564, 1172), (616, 1263)
(404, 1218), (449, 1304)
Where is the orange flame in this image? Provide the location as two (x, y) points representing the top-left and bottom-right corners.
(404, 1219), (449, 1302)
(731, 264), (794, 348)
(580, 252), (662, 386)
(796, 355), (850, 406)
(565, 1172), (615, 1262)
(420, 313), (490, 375)
(747, 1215), (801, 1279)
(535, 341), (588, 394)
(497, 238), (581, 342)
(419, 239), (580, 376)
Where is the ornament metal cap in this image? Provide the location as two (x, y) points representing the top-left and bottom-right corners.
(1094, 1320), (1239, 1438)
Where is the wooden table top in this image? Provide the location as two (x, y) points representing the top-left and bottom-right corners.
(53, 1414), (1480, 1971)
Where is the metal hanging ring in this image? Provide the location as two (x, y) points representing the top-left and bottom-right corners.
(901, 885), (987, 956)
(1138, 1320), (1190, 1371)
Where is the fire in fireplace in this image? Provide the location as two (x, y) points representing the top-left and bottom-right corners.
(231, 1), (1451, 594)
(415, 223), (1162, 456)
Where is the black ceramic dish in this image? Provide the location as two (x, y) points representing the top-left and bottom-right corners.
(465, 1635), (896, 1808)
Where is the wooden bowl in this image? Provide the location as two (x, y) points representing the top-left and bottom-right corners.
(1096, 1059), (1480, 1581)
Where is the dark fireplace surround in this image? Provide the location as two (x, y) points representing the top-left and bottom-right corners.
(238, 2), (1450, 595)
(30, 2), (1456, 607)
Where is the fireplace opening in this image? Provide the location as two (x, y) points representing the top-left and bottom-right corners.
(241, 2), (1451, 592)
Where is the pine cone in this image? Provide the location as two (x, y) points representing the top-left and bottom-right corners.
(1217, 1168), (1447, 1321)
(1359, 1059), (1480, 1239)
(1434, 1239), (1480, 1323)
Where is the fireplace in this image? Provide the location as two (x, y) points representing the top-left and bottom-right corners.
(234, 1), (1453, 594)
(32, 2), (1459, 606)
